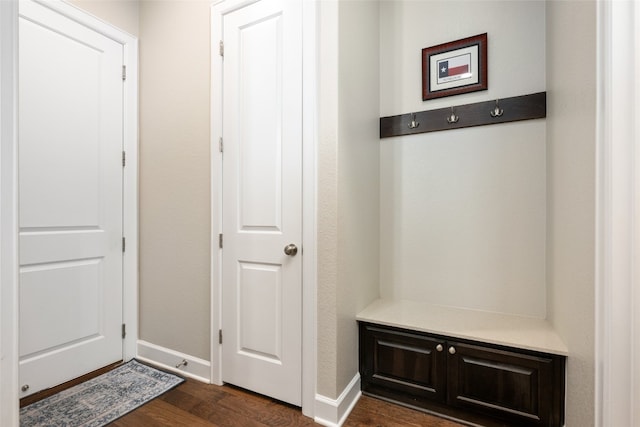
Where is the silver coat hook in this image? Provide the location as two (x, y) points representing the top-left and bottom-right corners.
(490, 99), (504, 117)
(408, 112), (420, 129)
(446, 107), (459, 124)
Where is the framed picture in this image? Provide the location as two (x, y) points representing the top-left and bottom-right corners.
(422, 33), (487, 101)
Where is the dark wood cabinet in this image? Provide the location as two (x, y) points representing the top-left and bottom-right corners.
(359, 322), (566, 427)
(360, 324), (447, 403)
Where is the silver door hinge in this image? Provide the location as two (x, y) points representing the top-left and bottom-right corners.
(219, 40), (224, 57)
(219, 329), (223, 344)
(122, 65), (127, 81)
(122, 151), (126, 167)
(122, 324), (126, 339)
(218, 234), (223, 249)
(219, 137), (223, 153)
(122, 237), (126, 252)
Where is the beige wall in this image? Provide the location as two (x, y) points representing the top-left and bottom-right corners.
(137, 0), (211, 359)
(69, 0), (139, 37)
(546, 1), (597, 425)
(379, 0), (547, 318)
(335, 0), (380, 397)
(71, 0), (211, 360)
(317, 0), (380, 398)
(316, 0), (339, 397)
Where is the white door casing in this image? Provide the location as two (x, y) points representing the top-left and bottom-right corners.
(218, 0), (303, 406)
(1, 0), (20, 424)
(18, 0), (125, 397)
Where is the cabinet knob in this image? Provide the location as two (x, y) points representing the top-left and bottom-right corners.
(448, 346), (456, 355)
(436, 344), (443, 352)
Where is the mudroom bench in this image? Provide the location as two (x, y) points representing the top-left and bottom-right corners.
(357, 299), (568, 427)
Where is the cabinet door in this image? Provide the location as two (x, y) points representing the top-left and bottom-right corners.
(360, 323), (446, 402)
(447, 341), (564, 427)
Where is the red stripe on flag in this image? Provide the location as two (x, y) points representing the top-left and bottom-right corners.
(448, 64), (469, 76)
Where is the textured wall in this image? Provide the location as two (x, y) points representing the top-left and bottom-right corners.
(137, 0), (211, 360)
(379, 0), (547, 318)
(335, 0), (380, 398)
(316, 0), (339, 398)
(546, 1), (597, 426)
(316, 0), (380, 399)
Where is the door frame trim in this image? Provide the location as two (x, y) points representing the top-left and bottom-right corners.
(210, 0), (317, 417)
(0, 2), (138, 422)
(0, 0), (19, 424)
(595, 0), (640, 424)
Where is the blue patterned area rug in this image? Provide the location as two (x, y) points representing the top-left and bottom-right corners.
(20, 359), (184, 427)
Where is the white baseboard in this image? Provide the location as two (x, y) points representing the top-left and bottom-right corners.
(136, 340), (211, 383)
(314, 373), (361, 427)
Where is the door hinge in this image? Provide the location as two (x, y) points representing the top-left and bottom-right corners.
(122, 323), (126, 339)
(219, 40), (224, 57)
(122, 237), (126, 252)
(122, 65), (127, 81)
(218, 234), (223, 249)
(122, 151), (126, 167)
(219, 329), (223, 344)
(219, 137), (223, 153)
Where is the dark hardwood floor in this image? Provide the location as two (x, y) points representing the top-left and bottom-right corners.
(108, 378), (465, 427)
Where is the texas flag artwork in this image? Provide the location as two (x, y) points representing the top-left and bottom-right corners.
(437, 53), (472, 83)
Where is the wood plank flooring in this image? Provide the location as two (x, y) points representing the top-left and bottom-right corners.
(108, 378), (465, 426)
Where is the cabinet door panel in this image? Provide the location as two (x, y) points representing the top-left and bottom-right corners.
(447, 341), (562, 426)
(360, 324), (446, 402)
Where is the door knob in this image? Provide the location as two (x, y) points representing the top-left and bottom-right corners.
(449, 346), (456, 355)
(284, 244), (298, 256)
(436, 344), (443, 352)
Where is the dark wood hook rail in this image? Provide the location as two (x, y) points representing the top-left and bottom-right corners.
(380, 92), (546, 138)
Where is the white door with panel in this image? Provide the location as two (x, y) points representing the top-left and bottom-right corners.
(220, 0), (303, 406)
(18, 0), (124, 397)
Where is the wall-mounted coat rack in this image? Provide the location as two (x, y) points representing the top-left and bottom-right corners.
(380, 92), (546, 138)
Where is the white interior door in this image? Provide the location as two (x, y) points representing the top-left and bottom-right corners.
(18, 0), (124, 397)
(221, 0), (303, 406)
